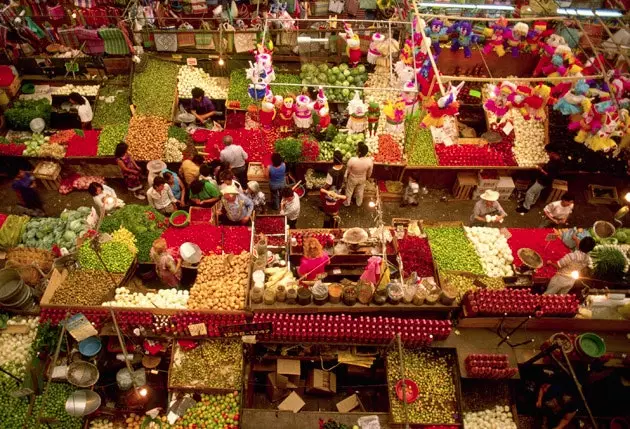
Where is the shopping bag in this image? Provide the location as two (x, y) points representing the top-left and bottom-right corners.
(154, 32), (178, 52)
(234, 31), (255, 53)
(328, 0), (344, 14)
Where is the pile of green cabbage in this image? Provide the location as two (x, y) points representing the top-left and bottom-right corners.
(21, 207), (91, 250)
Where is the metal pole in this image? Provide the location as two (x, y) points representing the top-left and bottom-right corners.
(597, 18), (630, 67)
(438, 74), (606, 83)
(559, 346), (598, 429)
(415, 13), (565, 22)
(388, 21), (394, 87)
(267, 82), (417, 92)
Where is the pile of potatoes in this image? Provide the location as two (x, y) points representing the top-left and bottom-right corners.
(126, 115), (169, 161)
(188, 253), (250, 310)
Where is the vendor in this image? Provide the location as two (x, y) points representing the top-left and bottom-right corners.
(162, 170), (185, 206)
(297, 237), (330, 280)
(190, 87), (218, 124)
(219, 185), (254, 225)
(150, 238), (181, 288)
(88, 182), (124, 214)
(470, 190), (507, 226)
(324, 151), (345, 190)
(536, 381), (579, 429)
(69, 92), (93, 130)
(179, 155), (205, 187)
(541, 194), (574, 228)
(545, 236), (596, 295)
(146, 176), (178, 215)
(189, 179), (221, 207)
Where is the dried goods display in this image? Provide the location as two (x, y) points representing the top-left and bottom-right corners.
(50, 270), (124, 306)
(170, 340), (243, 390)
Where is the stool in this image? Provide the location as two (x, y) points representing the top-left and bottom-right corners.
(452, 172), (478, 200)
(545, 179), (568, 204)
(33, 161), (61, 190)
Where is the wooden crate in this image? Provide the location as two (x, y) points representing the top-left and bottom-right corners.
(33, 161), (61, 190)
(545, 179), (568, 204)
(586, 184), (619, 205)
(247, 162), (267, 182)
(452, 172), (478, 200)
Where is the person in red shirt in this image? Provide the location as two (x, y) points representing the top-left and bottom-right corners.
(297, 237), (330, 281)
(320, 186), (347, 228)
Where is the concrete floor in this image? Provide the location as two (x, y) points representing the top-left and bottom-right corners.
(0, 177), (621, 229)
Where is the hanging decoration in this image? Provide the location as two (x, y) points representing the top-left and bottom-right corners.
(422, 82), (465, 128)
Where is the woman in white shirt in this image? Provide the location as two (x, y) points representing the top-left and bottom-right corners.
(88, 182), (124, 214)
(69, 92), (93, 130)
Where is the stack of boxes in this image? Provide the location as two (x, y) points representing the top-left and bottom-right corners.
(472, 171), (515, 201)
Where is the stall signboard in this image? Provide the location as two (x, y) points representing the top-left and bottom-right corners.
(219, 322), (273, 338)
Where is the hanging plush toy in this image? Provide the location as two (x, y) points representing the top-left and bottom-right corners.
(551, 64), (584, 98)
(506, 22), (529, 57)
(347, 91), (368, 134)
(526, 21), (551, 54)
(424, 18), (445, 55)
(523, 83), (553, 121)
(401, 80), (418, 116)
(256, 52), (275, 83)
(585, 112), (621, 152)
(367, 100), (380, 137)
(342, 23), (362, 67)
(553, 80), (590, 116)
(482, 17), (508, 57)
(259, 87), (278, 129)
(294, 94), (313, 131)
(484, 81), (517, 117)
(422, 81), (465, 128)
(533, 34), (567, 77)
(367, 33), (386, 64)
(313, 86), (328, 112)
(448, 21), (477, 58)
(383, 98), (406, 134)
(277, 96), (295, 133)
(313, 87), (329, 130)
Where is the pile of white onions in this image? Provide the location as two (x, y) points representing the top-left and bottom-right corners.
(53, 84), (99, 96)
(0, 317), (39, 376)
(464, 227), (514, 277)
(512, 110), (548, 167)
(163, 137), (187, 163)
(177, 66), (229, 99)
(102, 287), (189, 309)
(464, 405), (517, 429)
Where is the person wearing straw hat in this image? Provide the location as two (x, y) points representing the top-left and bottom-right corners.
(220, 185), (254, 225)
(470, 190), (507, 226)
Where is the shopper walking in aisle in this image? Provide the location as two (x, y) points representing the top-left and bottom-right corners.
(320, 186), (347, 228)
(69, 92), (93, 130)
(517, 144), (564, 214)
(115, 143), (145, 200)
(179, 155), (205, 187)
(541, 194), (574, 228)
(150, 238), (181, 287)
(220, 185), (254, 225)
(267, 152), (287, 210)
(344, 142), (373, 207)
(12, 169), (44, 217)
(189, 179), (221, 208)
(88, 182), (124, 214)
(544, 236), (595, 295)
(162, 170), (185, 206)
(190, 87), (218, 125)
(280, 187), (300, 229)
(146, 176), (178, 215)
(470, 190), (507, 226)
(219, 135), (248, 187)
(324, 150), (345, 191)
(401, 175), (420, 207)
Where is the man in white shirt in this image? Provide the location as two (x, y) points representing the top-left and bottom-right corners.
(541, 193), (574, 228)
(146, 176), (177, 215)
(219, 135), (248, 187)
(545, 237), (595, 294)
(69, 92), (93, 130)
(343, 142), (373, 207)
(280, 187), (300, 229)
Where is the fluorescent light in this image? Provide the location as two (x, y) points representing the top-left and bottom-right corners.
(557, 8), (623, 17)
(417, 2), (515, 11)
(594, 9), (624, 17)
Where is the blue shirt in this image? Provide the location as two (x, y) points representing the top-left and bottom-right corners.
(191, 96), (215, 115)
(162, 169), (182, 200)
(268, 163), (286, 187)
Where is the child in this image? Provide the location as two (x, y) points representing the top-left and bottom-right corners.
(12, 169), (44, 216)
(246, 181), (266, 214)
(280, 187), (300, 229)
(320, 186), (347, 228)
(401, 176), (420, 207)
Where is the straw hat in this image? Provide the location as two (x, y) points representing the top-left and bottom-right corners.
(247, 181), (260, 193)
(480, 189), (500, 202)
(221, 185), (239, 195)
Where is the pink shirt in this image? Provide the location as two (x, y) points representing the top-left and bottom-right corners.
(298, 254), (330, 280)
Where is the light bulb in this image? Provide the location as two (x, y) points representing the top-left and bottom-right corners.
(71, 12), (77, 18)
(368, 201), (376, 208)
(138, 387), (148, 397)
(570, 271), (579, 280)
(218, 58), (225, 66)
(104, 196), (115, 205)
(624, 192), (630, 203)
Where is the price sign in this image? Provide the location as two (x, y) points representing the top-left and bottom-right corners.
(186, 57), (198, 66)
(187, 323), (207, 337)
(64, 314), (97, 342)
(468, 89), (482, 98)
(219, 322), (272, 338)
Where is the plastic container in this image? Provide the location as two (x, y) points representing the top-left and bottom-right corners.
(328, 284), (343, 304)
(286, 288), (297, 305)
(276, 285), (287, 302)
(576, 333), (606, 358)
(297, 288), (312, 305)
(78, 336), (102, 357)
(170, 210), (190, 228)
(343, 286), (357, 306)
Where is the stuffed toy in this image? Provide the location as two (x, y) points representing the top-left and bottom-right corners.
(401, 80), (419, 116)
(294, 94), (313, 130)
(425, 18), (445, 54)
(422, 81), (465, 128)
(313, 86), (328, 112)
(484, 81), (517, 117)
(526, 21), (551, 54)
(342, 23), (362, 67)
(259, 87), (277, 129)
(551, 64), (583, 98)
(506, 22), (529, 57)
(383, 98), (406, 134)
(347, 91), (368, 134)
(367, 33), (386, 64)
(277, 96), (295, 133)
(553, 80), (590, 116)
(367, 100), (380, 137)
(448, 21), (477, 58)
(523, 83), (553, 121)
(482, 17), (508, 57)
(533, 34), (567, 76)
(313, 87), (329, 130)
(584, 111), (621, 152)
(255, 52), (275, 83)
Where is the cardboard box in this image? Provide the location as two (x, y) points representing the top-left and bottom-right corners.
(277, 359), (300, 388)
(278, 391), (305, 413)
(266, 372), (290, 402)
(336, 394), (360, 413)
(306, 369), (336, 394)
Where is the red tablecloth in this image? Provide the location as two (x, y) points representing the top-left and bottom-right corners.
(507, 228), (571, 278)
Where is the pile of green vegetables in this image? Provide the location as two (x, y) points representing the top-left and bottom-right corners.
(405, 112), (438, 166)
(0, 215), (29, 248)
(590, 244), (629, 281)
(274, 137), (303, 163)
(613, 228), (630, 244)
(78, 239), (134, 273)
(168, 126), (190, 145)
(300, 63), (368, 102)
(92, 85), (131, 128)
(21, 207), (91, 250)
(132, 58), (179, 119)
(330, 132), (364, 162)
(22, 133), (50, 157)
(99, 204), (167, 262)
(425, 227), (485, 275)
(5, 99), (51, 130)
(98, 123), (128, 156)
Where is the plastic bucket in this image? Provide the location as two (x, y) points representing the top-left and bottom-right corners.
(576, 333), (606, 358)
(78, 336), (102, 357)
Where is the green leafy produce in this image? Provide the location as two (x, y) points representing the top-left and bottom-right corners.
(132, 58), (179, 119)
(30, 321), (63, 355)
(168, 126), (190, 145)
(614, 228), (630, 244)
(5, 99), (52, 130)
(318, 140), (334, 161)
(300, 63), (367, 102)
(425, 227), (484, 275)
(227, 69), (251, 108)
(275, 137), (303, 163)
(22, 207), (90, 250)
(405, 112), (438, 166)
(78, 240), (134, 273)
(0, 215), (29, 248)
(177, 393), (240, 428)
(273, 73), (302, 97)
(590, 244), (629, 281)
(329, 132), (364, 162)
(22, 133), (49, 157)
(92, 85), (131, 128)
(98, 123), (128, 156)
(324, 124), (339, 141)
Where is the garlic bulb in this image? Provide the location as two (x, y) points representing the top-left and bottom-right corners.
(0, 317), (39, 377)
(464, 405), (517, 429)
(177, 66), (229, 99)
(464, 227), (514, 277)
(53, 84), (99, 96)
(102, 287), (189, 309)
(163, 137), (187, 163)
